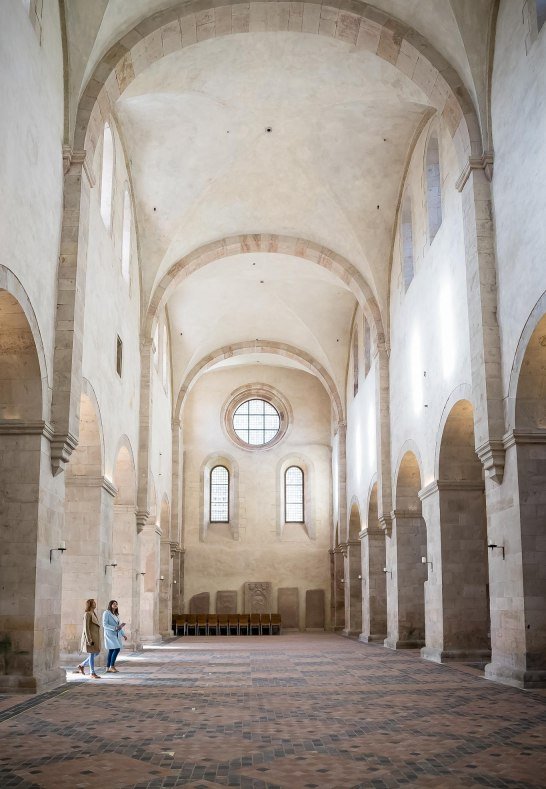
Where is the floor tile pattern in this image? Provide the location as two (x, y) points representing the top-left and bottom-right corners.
(0, 634), (545, 787)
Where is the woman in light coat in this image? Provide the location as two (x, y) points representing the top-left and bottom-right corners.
(102, 599), (127, 673)
(76, 598), (102, 679)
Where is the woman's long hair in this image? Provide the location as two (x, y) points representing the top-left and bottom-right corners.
(108, 600), (119, 614)
(85, 598), (95, 612)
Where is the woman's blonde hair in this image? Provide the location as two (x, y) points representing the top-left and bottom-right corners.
(85, 598), (96, 612)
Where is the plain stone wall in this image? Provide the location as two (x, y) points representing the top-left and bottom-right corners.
(182, 364), (332, 628)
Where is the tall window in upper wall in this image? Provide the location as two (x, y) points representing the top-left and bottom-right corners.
(121, 188), (131, 283)
(364, 318), (371, 376)
(401, 193), (414, 291)
(210, 465), (229, 522)
(162, 324), (168, 390)
(353, 330), (359, 397)
(285, 466), (304, 523)
(426, 134), (442, 241)
(537, 0), (546, 31)
(100, 123), (114, 228)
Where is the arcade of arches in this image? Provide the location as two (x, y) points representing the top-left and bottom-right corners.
(1, 0), (545, 698)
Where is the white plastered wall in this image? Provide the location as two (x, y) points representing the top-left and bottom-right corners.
(182, 364), (332, 628)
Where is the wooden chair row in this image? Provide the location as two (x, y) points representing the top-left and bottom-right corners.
(173, 613), (281, 636)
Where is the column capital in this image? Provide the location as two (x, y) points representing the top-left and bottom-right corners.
(50, 430), (79, 476)
(476, 438), (505, 484)
(455, 151), (494, 192)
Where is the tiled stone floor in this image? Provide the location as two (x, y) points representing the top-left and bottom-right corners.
(0, 633), (545, 788)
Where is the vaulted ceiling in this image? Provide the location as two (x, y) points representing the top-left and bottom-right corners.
(64, 0), (496, 410)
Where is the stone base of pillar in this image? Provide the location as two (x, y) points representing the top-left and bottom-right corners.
(139, 634), (163, 645)
(384, 637), (425, 650)
(421, 647), (490, 664)
(359, 633), (386, 643)
(160, 629), (174, 638)
(485, 661), (546, 689)
(332, 625), (344, 632)
(0, 667), (65, 695)
(341, 628), (360, 638)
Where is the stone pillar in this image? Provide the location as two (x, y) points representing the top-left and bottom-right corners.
(459, 166), (505, 483)
(112, 504), (138, 648)
(420, 481), (490, 663)
(159, 539), (173, 636)
(342, 540), (362, 637)
(359, 526), (387, 643)
(50, 151), (93, 475)
(375, 345), (392, 522)
(60, 476), (116, 656)
(138, 519), (162, 644)
(0, 424), (66, 692)
(485, 434), (546, 688)
(171, 546), (185, 615)
(136, 337), (153, 526)
(384, 511), (427, 649)
(332, 546), (345, 631)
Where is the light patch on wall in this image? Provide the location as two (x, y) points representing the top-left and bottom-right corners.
(354, 420), (363, 482)
(411, 327), (424, 415)
(439, 282), (456, 380)
(367, 403), (376, 468)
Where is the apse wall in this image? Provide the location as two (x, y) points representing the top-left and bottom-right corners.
(1, 2), (64, 382)
(388, 117), (472, 484)
(491, 1), (546, 397)
(182, 364), (332, 629)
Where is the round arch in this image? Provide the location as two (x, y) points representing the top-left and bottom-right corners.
(112, 434), (137, 505)
(393, 440), (424, 505)
(145, 234), (385, 353)
(433, 382), (474, 479)
(175, 339), (344, 426)
(76, 1), (480, 173)
(507, 290), (546, 431)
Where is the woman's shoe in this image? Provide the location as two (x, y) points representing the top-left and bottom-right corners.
(106, 667), (115, 672)
(111, 667), (119, 673)
(76, 665), (85, 675)
(90, 673), (101, 679)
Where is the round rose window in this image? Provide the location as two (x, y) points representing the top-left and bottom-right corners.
(232, 398), (281, 446)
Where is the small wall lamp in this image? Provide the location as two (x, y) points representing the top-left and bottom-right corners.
(105, 562), (117, 574)
(357, 574), (362, 580)
(421, 556), (433, 572)
(136, 571), (146, 579)
(50, 541), (66, 563)
(383, 567), (392, 577)
(340, 578), (345, 584)
(488, 543), (505, 559)
(158, 575), (165, 581)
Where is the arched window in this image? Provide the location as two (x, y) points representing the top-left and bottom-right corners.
(353, 330), (359, 397)
(401, 193), (414, 291)
(285, 466), (304, 523)
(426, 134), (442, 241)
(100, 123), (114, 228)
(210, 465), (229, 522)
(162, 324), (168, 389)
(537, 1), (546, 32)
(121, 187), (131, 283)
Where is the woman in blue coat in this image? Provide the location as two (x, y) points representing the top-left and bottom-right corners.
(102, 600), (127, 672)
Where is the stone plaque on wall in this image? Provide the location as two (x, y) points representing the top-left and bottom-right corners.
(278, 587), (299, 630)
(189, 592), (210, 614)
(216, 590), (237, 614)
(306, 589), (325, 630)
(244, 582), (272, 613)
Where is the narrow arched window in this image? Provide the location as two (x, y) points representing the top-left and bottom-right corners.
(210, 465), (229, 522)
(162, 324), (168, 389)
(426, 134), (442, 241)
(100, 123), (114, 228)
(121, 187), (131, 283)
(401, 193), (414, 291)
(353, 330), (359, 397)
(285, 466), (304, 523)
(537, 1), (546, 31)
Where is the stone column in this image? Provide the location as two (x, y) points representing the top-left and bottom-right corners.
(112, 504), (138, 648)
(359, 525), (387, 643)
(60, 476), (116, 656)
(375, 345), (392, 522)
(458, 165), (505, 483)
(171, 546), (185, 615)
(485, 434), (546, 688)
(159, 538), (173, 636)
(138, 519), (162, 644)
(332, 546), (345, 631)
(50, 150), (93, 475)
(384, 511), (427, 649)
(420, 481), (490, 663)
(343, 540), (362, 637)
(136, 337), (153, 526)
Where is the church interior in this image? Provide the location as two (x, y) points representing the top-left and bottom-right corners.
(0, 0), (545, 785)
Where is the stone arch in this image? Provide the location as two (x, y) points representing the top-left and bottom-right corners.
(76, 1), (481, 174)
(176, 338), (344, 426)
(112, 436), (137, 506)
(427, 399), (489, 661)
(146, 234), (385, 353)
(434, 383), (474, 479)
(393, 441), (424, 504)
(348, 497), (361, 541)
(80, 378), (105, 476)
(507, 290), (546, 430)
(361, 477), (387, 642)
(0, 265), (49, 420)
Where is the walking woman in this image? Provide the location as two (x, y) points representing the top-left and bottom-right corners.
(76, 598), (102, 679)
(102, 600), (127, 673)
